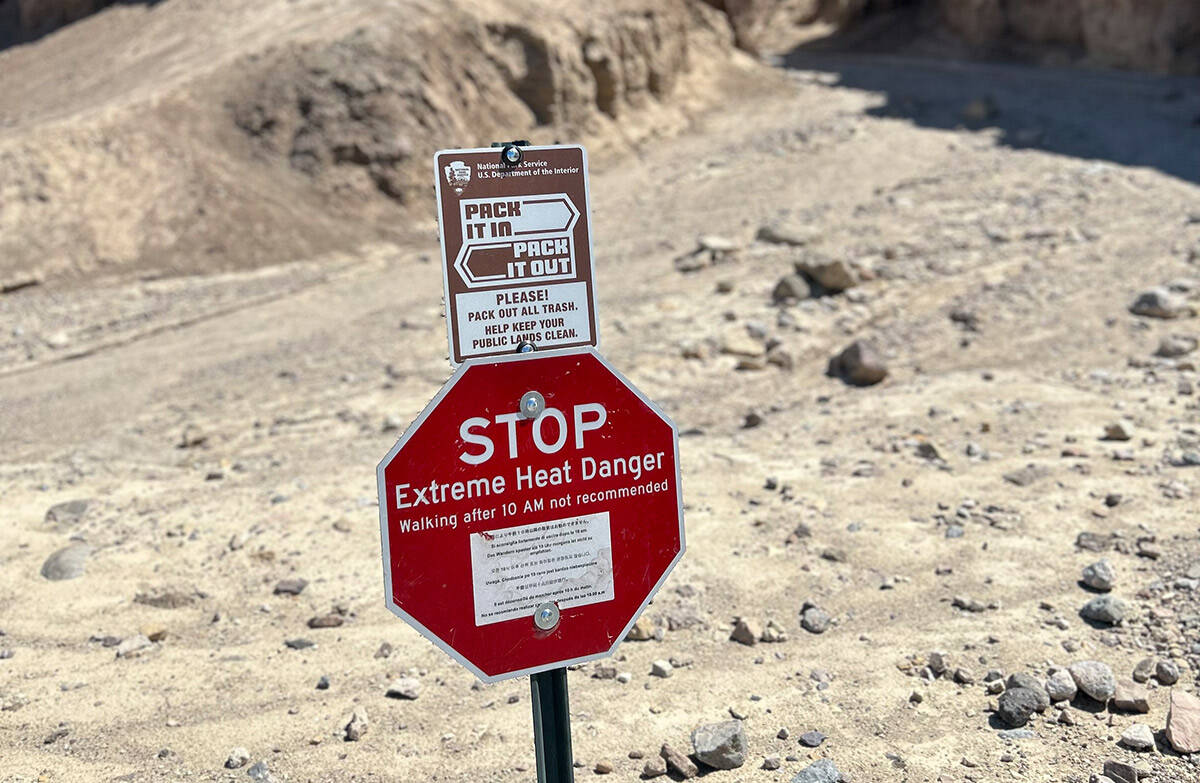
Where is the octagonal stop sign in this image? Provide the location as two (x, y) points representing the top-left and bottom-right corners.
(376, 347), (683, 682)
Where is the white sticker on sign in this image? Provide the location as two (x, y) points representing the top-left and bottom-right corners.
(470, 512), (614, 627)
(455, 282), (591, 357)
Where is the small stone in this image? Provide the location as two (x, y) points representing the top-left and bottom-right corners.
(1045, 670), (1077, 702)
(316, 675), (330, 690)
(273, 578), (308, 596)
(1081, 595), (1127, 625)
(1132, 658), (1155, 683)
(225, 747), (251, 769)
(760, 619), (787, 643)
(799, 730), (826, 747)
(308, 614), (344, 629)
(625, 617), (654, 641)
(928, 651), (949, 675)
(343, 707), (368, 741)
(44, 499), (89, 526)
(247, 761), (278, 782)
(773, 274), (812, 303)
(953, 667), (976, 685)
(593, 761), (613, 774)
(1057, 708), (1076, 726)
(374, 642), (393, 659)
(1167, 689), (1200, 754)
(115, 634), (154, 659)
(997, 688), (1041, 728)
(1155, 660), (1180, 685)
(756, 222), (818, 246)
(139, 625), (167, 643)
(828, 340), (887, 386)
(650, 660), (673, 678)
(790, 758), (842, 783)
(1068, 660), (1117, 702)
(1006, 674), (1049, 712)
(796, 257), (857, 292)
(1103, 760), (1138, 783)
(1111, 682), (1150, 714)
(762, 755), (782, 770)
(1120, 723), (1155, 752)
(40, 543), (93, 581)
(730, 617), (761, 646)
(285, 638), (315, 650)
(1102, 420), (1134, 441)
(1081, 560), (1116, 591)
(386, 677), (421, 700)
(1003, 464), (1049, 487)
(660, 743), (698, 778)
(1130, 287), (1190, 319)
(691, 719), (747, 770)
(1156, 334), (1198, 357)
(642, 756), (668, 778)
(801, 605), (831, 634)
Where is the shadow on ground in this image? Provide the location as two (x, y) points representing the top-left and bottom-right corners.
(0, 0), (163, 51)
(783, 47), (1200, 186)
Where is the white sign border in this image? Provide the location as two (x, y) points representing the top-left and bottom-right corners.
(375, 346), (684, 683)
(433, 144), (601, 368)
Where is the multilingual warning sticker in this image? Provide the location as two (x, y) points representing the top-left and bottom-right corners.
(469, 511), (614, 626)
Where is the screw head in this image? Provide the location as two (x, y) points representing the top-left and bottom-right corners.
(533, 601), (560, 631)
(519, 390), (545, 419)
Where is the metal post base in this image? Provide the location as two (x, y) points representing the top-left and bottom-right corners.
(530, 667), (574, 783)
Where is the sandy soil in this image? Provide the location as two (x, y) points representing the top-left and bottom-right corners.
(3, 24), (1200, 783)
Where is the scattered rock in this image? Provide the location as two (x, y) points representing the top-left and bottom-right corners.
(1102, 420), (1135, 441)
(316, 675), (330, 690)
(1156, 334), (1198, 357)
(626, 617), (655, 641)
(828, 340), (887, 386)
(997, 687), (1041, 728)
(1045, 670), (1077, 702)
(762, 755), (781, 770)
(952, 595), (987, 613)
(1111, 682), (1150, 714)
(273, 578), (308, 596)
(791, 758), (842, 783)
(40, 543), (93, 581)
(225, 747), (251, 769)
(760, 619), (787, 643)
(1155, 660), (1180, 685)
(1167, 689), (1200, 754)
(800, 604), (831, 634)
(343, 707), (368, 741)
(1081, 559), (1116, 591)
(1130, 287), (1191, 319)
(756, 222), (817, 246)
(660, 743), (698, 779)
(1103, 759), (1139, 783)
(691, 719), (746, 770)
(796, 257), (857, 292)
(246, 761), (278, 782)
(650, 660), (672, 678)
(1081, 595), (1127, 625)
(44, 499), (90, 526)
(308, 614), (344, 629)
(1003, 464), (1049, 487)
(374, 642), (393, 659)
(1132, 658), (1155, 683)
(799, 730), (826, 748)
(115, 634), (154, 659)
(730, 617), (760, 646)
(1068, 661), (1117, 702)
(1120, 723), (1155, 752)
(1006, 674), (1049, 712)
(594, 761), (613, 774)
(773, 274), (811, 303)
(386, 677), (421, 700)
(642, 755), (668, 778)
(285, 638), (315, 650)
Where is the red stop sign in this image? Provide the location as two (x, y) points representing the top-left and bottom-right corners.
(376, 348), (683, 681)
